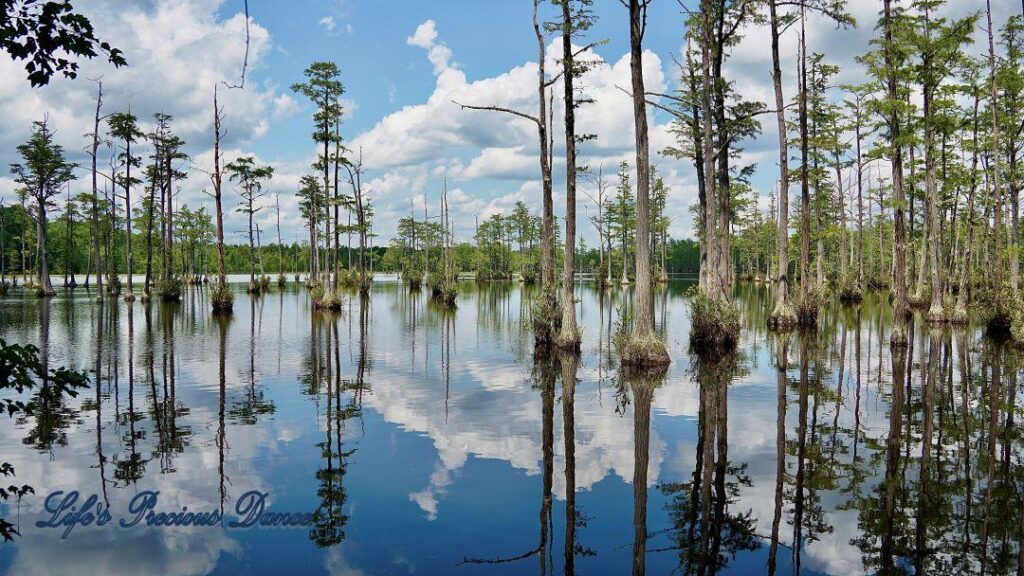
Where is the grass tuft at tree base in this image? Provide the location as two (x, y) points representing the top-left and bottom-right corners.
(157, 277), (183, 301)
(687, 287), (740, 351)
(531, 289), (561, 346)
(211, 281), (234, 313)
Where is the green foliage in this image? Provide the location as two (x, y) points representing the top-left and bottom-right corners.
(0, 338), (88, 541)
(402, 269), (423, 289)
(1, 0), (126, 87)
(797, 283), (824, 326)
(688, 286), (740, 350)
(211, 281), (234, 313)
(836, 271), (863, 303)
(157, 277), (182, 301)
(314, 287), (343, 311)
(530, 289), (561, 344)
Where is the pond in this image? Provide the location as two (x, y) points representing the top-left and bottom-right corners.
(0, 278), (1020, 575)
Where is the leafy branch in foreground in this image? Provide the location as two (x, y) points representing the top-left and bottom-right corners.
(0, 338), (88, 542)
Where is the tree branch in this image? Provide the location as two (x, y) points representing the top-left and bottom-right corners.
(452, 100), (540, 125)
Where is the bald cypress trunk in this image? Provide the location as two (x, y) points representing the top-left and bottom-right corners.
(884, 0), (910, 346)
(557, 0), (580, 350)
(622, 0), (668, 365)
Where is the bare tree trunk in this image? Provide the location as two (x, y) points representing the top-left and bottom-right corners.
(953, 91), (981, 324)
(699, 4), (721, 302)
(924, 58), (945, 322)
(534, 0), (555, 295)
(557, 0), (580, 350)
(622, 0), (667, 361)
(798, 13), (812, 323)
(627, 0), (662, 360)
(767, 0), (796, 328)
(855, 117), (864, 287)
(91, 81), (104, 298)
(212, 87), (230, 311)
(143, 176), (157, 299)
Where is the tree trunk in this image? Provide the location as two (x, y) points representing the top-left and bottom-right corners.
(124, 138), (134, 298)
(558, 0), (580, 349)
(884, 0), (910, 345)
(855, 118), (864, 286)
(628, 0), (661, 359)
(924, 72), (945, 321)
(91, 82), (104, 297)
(35, 196), (53, 295)
(986, 0), (1006, 307)
(533, 0), (555, 295)
(953, 92), (981, 323)
(213, 88), (228, 290)
(798, 14), (812, 318)
(767, 0), (796, 327)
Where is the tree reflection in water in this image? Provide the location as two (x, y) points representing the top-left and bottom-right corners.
(228, 295), (275, 424)
(309, 293), (367, 548)
(5, 281), (1024, 573)
(655, 349), (758, 576)
(19, 299), (82, 452)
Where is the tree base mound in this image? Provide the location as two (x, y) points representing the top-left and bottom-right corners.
(950, 305), (969, 325)
(403, 270), (423, 289)
(617, 333), (670, 367)
(358, 275), (373, 295)
(211, 283), (234, 314)
(767, 302), (797, 331)
(122, 291), (135, 302)
(889, 324), (909, 348)
(531, 291), (561, 346)
(796, 300), (818, 328)
(688, 291), (740, 352)
(619, 361), (669, 383)
(554, 328), (582, 353)
(925, 304), (947, 324)
(429, 278), (458, 307)
(907, 291), (930, 309)
(314, 291), (343, 311)
(158, 278), (183, 302)
(838, 284), (864, 304)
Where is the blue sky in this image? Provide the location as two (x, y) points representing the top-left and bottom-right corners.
(0, 0), (1017, 246)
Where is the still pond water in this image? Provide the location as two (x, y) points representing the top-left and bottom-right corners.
(0, 277), (1020, 575)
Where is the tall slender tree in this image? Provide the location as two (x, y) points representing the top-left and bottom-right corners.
(226, 156), (274, 291)
(455, 0), (570, 344)
(209, 86), (232, 313)
(9, 118), (76, 296)
(107, 110), (144, 301)
(619, 0), (669, 365)
(292, 61), (343, 286)
(552, 0), (598, 351)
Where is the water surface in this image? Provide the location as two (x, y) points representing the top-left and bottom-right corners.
(0, 279), (1019, 575)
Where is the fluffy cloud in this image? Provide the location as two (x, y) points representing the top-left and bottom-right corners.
(0, 0), (301, 247)
(406, 19), (455, 75)
(352, 21), (699, 242)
